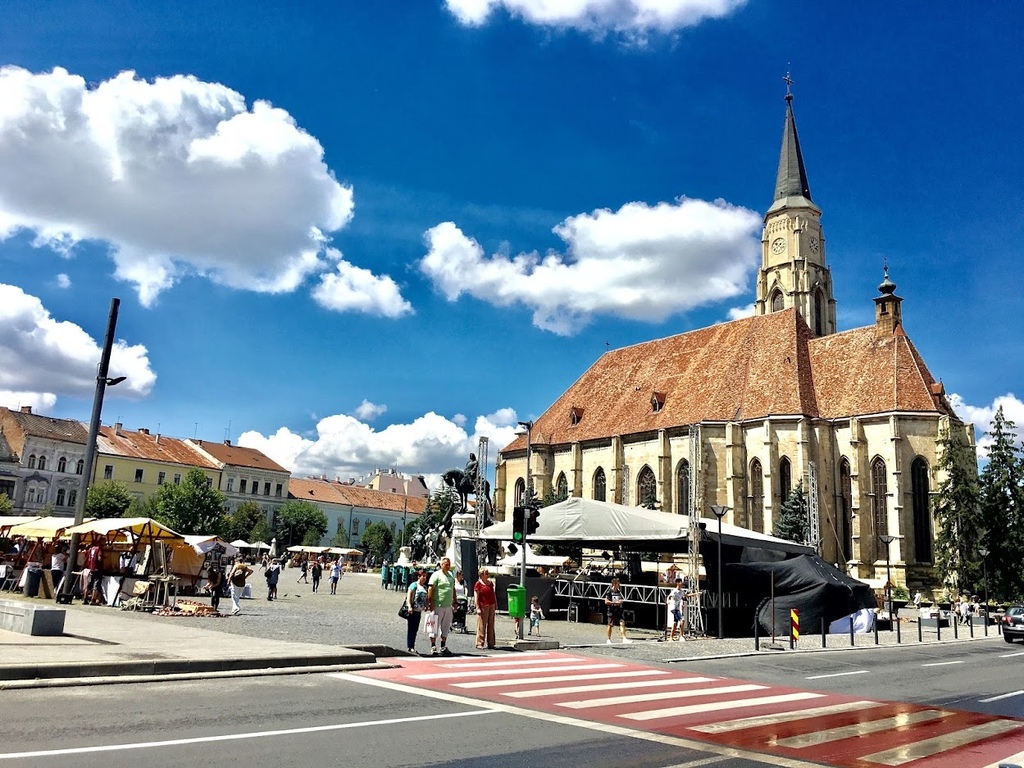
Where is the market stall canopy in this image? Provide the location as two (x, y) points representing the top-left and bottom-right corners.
(328, 547), (363, 556)
(253, 542), (271, 550)
(0, 515), (41, 533)
(63, 517), (184, 544)
(480, 497), (812, 555)
(183, 535), (238, 557)
(8, 517), (93, 539)
(229, 539), (251, 548)
(286, 545), (331, 554)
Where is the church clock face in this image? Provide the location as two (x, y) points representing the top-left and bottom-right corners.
(809, 237), (820, 254)
(771, 237), (786, 255)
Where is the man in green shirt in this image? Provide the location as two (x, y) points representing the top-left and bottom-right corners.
(427, 557), (456, 656)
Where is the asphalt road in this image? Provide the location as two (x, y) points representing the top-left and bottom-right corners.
(0, 674), (800, 768)
(678, 639), (1024, 718)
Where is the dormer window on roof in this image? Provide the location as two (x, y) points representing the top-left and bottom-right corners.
(651, 392), (666, 413)
(569, 406), (584, 426)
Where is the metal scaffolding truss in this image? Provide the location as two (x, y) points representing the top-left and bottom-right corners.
(806, 461), (821, 555)
(555, 577), (673, 607)
(686, 426), (705, 637)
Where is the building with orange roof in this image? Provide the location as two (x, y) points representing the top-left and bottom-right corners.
(188, 438), (290, 521)
(496, 92), (970, 591)
(287, 476), (427, 551)
(95, 423), (221, 503)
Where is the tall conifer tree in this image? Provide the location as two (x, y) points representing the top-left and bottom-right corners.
(774, 482), (808, 543)
(977, 407), (1024, 600)
(932, 421), (981, 596)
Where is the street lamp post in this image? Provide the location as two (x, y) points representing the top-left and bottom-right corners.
(515, 420), (533, 641)
(979, 547), (990, 635)
(710, 505), (730, 640)
(879, 534), (896, 630)
(58, 298), (125, 602)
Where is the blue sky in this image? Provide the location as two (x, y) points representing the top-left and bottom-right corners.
(1, 1), (1021, 484)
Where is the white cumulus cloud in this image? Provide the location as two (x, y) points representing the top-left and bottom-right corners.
(0, 284), (156, 409)
(55, 274), (71, 289)
(311, 249), (413, 318)
(445, 0), (747, 36)
(239, 408), (521, 484)
(420, 197), (761, 335)
(353, 400), (388, 421)
(949, 392), (1024, 457)
(0, 66), (396, 309)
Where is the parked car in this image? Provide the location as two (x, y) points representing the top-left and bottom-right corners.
(1001, 606), (1024, 643)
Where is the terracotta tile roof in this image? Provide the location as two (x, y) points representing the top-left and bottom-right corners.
(0, 408), (88, 454)
(189, 439), (288, 473)
(503, 309), (950, 452)
(288, 477), (427, 514)
(97, 426), (220, 468)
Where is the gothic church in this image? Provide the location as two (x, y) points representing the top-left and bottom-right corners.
(495, 91), (969, 591)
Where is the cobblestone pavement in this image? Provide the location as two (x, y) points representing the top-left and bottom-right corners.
(91, 570), (1004, 662)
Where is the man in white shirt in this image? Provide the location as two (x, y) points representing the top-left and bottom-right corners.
(668, 578), (687, 641)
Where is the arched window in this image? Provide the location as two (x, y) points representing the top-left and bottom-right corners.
(771, 290), (784, 313)
(68, 490), (77, 508)
(37, 455), (46, 470)
(676, 460), (690, 516)
(911, 457), (931, 563)
(749, 459), (764, 533)
(351, 517), (360, 536)
(56, 488), (66, 506)
(57, 457), (67, 473)
(637, 466), (657, 508)
(814, 289), (824, 336)
(75, 459), (84, 475)
(839, 459), (853, 562)
(27, 486), (36, 503)
(779, 457), (792, 503)
(593, 468), (606, 502)
(27, 454), (36, 469)
(514, 478), (526, 505)
(871, 457), (888, 561)
(555, 472), (568, 499)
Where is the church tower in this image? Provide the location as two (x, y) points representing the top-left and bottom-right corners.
(755, 81), (837, 337)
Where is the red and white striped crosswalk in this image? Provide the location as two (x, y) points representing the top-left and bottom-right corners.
(358, 651), (1024, 768)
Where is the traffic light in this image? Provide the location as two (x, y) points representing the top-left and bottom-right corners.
(526, 507), (540, 536)
(511, 506), (526, 542)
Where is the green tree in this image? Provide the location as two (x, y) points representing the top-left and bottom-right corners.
(0, 493), (12, 514)
(86, 481), (134, 519)
(933, 420), (982, 595)
(361, 521), (394, 563)
(774, 482), (808, 543)
(977, 407), (1024, 600)
(152, 468), (228, 535)
(542, 484), (569, 507)
(250, 518), (274, 546)
(226, 501), (267, 543)
(276, 499), (328, 548)
(330, 529), (350, 548)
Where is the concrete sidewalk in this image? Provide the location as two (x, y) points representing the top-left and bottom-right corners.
(0, 596), (379, 686)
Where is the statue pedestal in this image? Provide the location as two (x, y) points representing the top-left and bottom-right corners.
(447, 513), (478, 572)
(394, 547), (413, 567)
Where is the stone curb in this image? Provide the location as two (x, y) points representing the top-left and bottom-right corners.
(0, 649), (376, 682)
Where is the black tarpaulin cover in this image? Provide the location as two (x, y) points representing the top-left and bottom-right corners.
(729, 554), (877, 635)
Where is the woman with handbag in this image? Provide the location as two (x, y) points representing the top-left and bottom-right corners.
(404, 569), (428, 654)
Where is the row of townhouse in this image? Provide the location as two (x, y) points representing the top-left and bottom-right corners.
(0, 406), (428, 547)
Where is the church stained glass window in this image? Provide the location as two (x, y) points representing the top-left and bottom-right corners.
(871, 457), (888, 561)
(676, 460), (690, 516)
(593, 468), (606, 502)
(749, 459), (764, 533)
(637, 466), (657, 508)
(911, 457), (931, 563)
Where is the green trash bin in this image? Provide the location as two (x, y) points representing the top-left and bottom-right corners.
(507, 584), (526, 619)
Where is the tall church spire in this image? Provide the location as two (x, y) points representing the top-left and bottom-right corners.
(755, 75), (837, 337)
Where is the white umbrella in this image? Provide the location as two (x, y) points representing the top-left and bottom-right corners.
(230, 539), (251, 548)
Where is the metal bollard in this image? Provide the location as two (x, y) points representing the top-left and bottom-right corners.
(821, 617), (827, 649)
(918, 616), (923, 642)
(896, 614), (901, 643)
(937, 615), (941, 641)
(969, 615), (974, 638)
(754, 617), (759, 651)
(850, 614), (855, 646)
(874, 613), (879, 644)
(953, 615), (958, 639)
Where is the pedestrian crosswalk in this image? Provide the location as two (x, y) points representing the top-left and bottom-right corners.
(359, 651), (1024, 768)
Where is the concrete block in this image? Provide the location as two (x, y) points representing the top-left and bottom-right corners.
(0, 598), (66, 636)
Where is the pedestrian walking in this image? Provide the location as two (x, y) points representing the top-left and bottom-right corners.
(405, 569), (429, 654)
(528, 595), (544, 636)
(83, 537), (106, 606)
(427, 557), (456, 656)
(207, 564), (224, 611)
(474, 567), (497, 650)
(605, 576), (631, 644)
(298, 558), (309, 583)
(913, 590), (922, 610)
(228, 560), (252, 615)
(265, 558), (281, 600)
(329, 560), (341, 594)
(311, 560), (322, 593)
(668, 577), (687, 640)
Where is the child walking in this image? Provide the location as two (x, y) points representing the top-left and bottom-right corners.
(528, 595), (544, 636)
